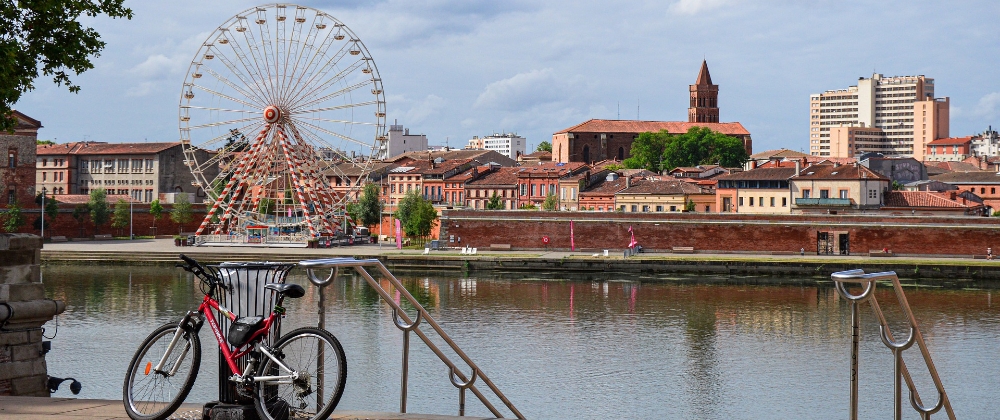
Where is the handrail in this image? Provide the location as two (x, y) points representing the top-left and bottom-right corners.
(831, 269), (955, 420)
(299, 257), (524, 419)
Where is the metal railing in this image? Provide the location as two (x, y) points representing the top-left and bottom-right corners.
(299, 258), (524, 419)
(831, 269), (955, 420)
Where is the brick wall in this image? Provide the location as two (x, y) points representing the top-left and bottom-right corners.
(10, 203), (207, 238)
(441, 210), (1000, 256)
(1, 134), (38, 206)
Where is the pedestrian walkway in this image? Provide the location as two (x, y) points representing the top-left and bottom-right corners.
(0, 396), (490, 420)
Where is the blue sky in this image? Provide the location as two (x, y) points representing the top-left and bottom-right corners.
(15, 0), (1000, 154)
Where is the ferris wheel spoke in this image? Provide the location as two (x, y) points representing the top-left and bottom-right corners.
(289, 61), (367, 109)
(291, 119), (372, 150)
(187, 116), (262, 131)
(290, 100), (378, 115)
(237, 19), (277, 104)
(283, 37), (351, 106)
(282, 15), (341, 105)
(292, 76), (371, 111)
(292, 116), (378, 126)
(286, 48), (358, 107)
(182, 105), (261, 114)
(253, 8), (279, 104)
(226, 27), (276, 104)
(192, 84), (262, 110)
(281, 6), (312, 107)
(208, 50), (271, 106)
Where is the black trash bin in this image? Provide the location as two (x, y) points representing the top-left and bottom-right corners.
(207, 262), (296, 405)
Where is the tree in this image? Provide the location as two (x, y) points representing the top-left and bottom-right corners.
(111, 198), (129, 233)
(685, 199), (696, 212)
(149, 199), (163, 231)
(603, 163), (625, 171)
(171, 193), (193, 234)
(72, 204), (88, 236)
(542, 193), (559, 211)
(88, 188), (109, 233)
(520, 203), (538, 210)
(891, 180), (903, 191)
(536, 141), (552, 152)
(44, 194), (59, 222)
(355, 183), (384, 228)
(661, 127), (748, 170)
(36, 139), (55, 146)
(623, 131), (669, 172)
(3, 201), (24, 232)
(0, 2), (133, 132)
(485, 192), (504, 210)
(393, 190), (437, 244)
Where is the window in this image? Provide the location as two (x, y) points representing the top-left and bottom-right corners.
(802, 189), (811, 198)
(620, 205), (626, 212)
(749, 197), (754, 206)
(782, 197), (787, 207)
(669, 205), (677, 212)
(981, 188), (986, 194)
(531, 185), (536, 196)
(759, 197), (764, 206)
(540, 184), (546, 196)
(739, 197), (744, 206)
(132, 159), (142, 172)
(992, 188), (996, 195)
(520, 184), (527, 196)
(840, 189), (849, 199)
(704, 205), (710, 212)
(868, 189), (877, 199)
(8, 189), (15, 204)
(655, 205), (663, 212)
(42, 172), (47, 181)
(770, 197), (775, 207)
(820, 190), (829, 199)
(92, 160), (100, 172)
(642, 205), (649, 212)
(119, 159), (129, 173)
(8, 150), (16, 168)
(630, 205), (637, 212)
(41, 158), (48, 167)
(391, 184), (396, 193)
(560, 188), (566, 200)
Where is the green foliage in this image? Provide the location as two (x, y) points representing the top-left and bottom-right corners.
(170, 193), (193, 233)
(393, 190), (438, 242)
(603, 163), (625, 171)
(623, 131), (669, 172)
(3, 201), (24, 232)
(536, 141), (552, 152)
(0, 1), (133, 132)
(149, 199), (163, 227)
(519, 203), (538, 210)
(44, 193), (58, 222)
(486, 192), (504, 210)
(891, 180), (903, 191)
(88, 189), (109, 230)
(111, 199), (129, 230)
(662, 127), (749, 170)
(71, 204), (88, 225)
(36, 139), (55, 146)
(542, 193), (559, 211)
(685, 199), (696, 212)
(992, 210), (1000, 217)
(355, 183), (384, 227)
(257, 198), (275, 215)
(224, 128), (248, 152)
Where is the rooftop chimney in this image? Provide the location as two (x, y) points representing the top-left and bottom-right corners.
(794, 160), (801, 176)
(626, 176), (631, 188)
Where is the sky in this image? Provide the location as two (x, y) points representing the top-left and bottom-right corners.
(15, 0), (1000, 154)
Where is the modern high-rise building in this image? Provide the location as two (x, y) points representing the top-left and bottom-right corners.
(468, 133), (526, 160)
(809, 74), (949, 160)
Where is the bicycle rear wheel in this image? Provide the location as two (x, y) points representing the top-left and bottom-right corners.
(123, 322), (201, 420)
(254, 327), (347, 420)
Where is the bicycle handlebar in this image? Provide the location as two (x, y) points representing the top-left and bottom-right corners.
(177, 254), (225, 291)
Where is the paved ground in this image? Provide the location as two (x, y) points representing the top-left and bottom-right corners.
(0, 396), (491, 420)
(40, 238), (990, 266)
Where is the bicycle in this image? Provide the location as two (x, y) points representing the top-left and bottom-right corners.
(122, 254), (347, 420)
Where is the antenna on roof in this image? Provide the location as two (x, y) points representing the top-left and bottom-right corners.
(637, 97), (639, 121)
(617, 101), (620, 119)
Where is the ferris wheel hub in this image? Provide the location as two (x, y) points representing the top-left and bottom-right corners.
(263, 105), (283, 123)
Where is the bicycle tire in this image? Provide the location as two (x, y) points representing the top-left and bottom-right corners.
(123, 322), (202, 420)
(254, 327), (347, 420)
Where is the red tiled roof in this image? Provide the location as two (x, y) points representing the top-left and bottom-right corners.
(931, 171), (1000, 184)
(749, 148), (810, 159)
(37, 142), (84, 155)
(924, 161), (983, 172)
(44, 142), (181, 155)
(926, 136), (972, 146)
(54, 194), (137, 205)
(514, 162), (588, 176)
(467, 167), (520, 187)
(718, 167), (798, 181)
(580, 176), (631, 196)
(618, 178), (707, 195)
(795, 163), (889, 181)
(554, 119), (750, 136)
(883, 191), (977, 209)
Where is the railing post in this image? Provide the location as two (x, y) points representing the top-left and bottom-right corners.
(880, 325), (915, 420)
(392, 308), (422, 413)
(832, 270), (876, 420)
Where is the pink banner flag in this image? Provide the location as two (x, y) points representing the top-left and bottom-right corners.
(395, 219), (402, 249)
(570, 221), (575, 251)
(628, 225), (638, 249)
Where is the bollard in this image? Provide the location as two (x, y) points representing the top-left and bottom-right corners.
(205, 262), (295, 418)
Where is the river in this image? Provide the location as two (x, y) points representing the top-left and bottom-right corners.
(41, 264), (1000, 419)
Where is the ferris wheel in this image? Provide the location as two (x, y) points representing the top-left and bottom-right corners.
(179, 4), (387, 239)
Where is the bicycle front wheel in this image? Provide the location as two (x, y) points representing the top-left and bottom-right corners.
(254, 327), (347, 420)
(123, 322), (201, 420)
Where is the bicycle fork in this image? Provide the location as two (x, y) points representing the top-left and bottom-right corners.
(152, 312), (202, 377)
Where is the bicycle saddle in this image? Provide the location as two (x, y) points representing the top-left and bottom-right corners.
(264, 283), (305, 299)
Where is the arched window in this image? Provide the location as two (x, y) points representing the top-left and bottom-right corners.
(582, 145), (590, 163)
(617, 147), (625, 161)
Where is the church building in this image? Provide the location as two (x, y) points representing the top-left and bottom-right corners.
(552, 61), (751, 164)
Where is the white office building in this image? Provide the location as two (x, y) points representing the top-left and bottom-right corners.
(469, 133), (525, 160)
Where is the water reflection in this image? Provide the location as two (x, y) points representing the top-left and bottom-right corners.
(41, 266), (1000, 419)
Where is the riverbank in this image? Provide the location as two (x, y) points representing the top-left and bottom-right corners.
(38, 239), (1000, 283)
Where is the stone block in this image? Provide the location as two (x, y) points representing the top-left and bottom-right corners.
(0, 234), (42, 251)
(12, 343), (41, 361)
(0, 283), (45, 301)
(0, 347), (10, 363)
(11, 374), (47, 395)
(0, 379), (10, 395)
(0, 264), (36, 284)
(0, 331), (28, 346)
(0, 249), (35, 267)
(27, 329), (41, 343)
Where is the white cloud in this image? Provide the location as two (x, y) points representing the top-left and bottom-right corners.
(972, 92), (1000, 118)
(473, 68), (582, 111)
(668, 0), (736, 15)
(403, 94), (446, 124)
(130, 54), (182, 79)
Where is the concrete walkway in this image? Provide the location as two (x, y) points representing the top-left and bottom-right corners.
(0, 396), (491, 420)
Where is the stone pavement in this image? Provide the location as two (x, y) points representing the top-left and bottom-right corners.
(0, 396), (491, 420)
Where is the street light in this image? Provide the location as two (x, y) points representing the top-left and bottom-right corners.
(40, 188), (45, 240)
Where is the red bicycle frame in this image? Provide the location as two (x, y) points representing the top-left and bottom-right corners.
(198, 293), (278, 376)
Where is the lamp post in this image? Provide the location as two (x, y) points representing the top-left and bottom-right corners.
(40, 188), (45, 240)
(129, 196), (133, 239)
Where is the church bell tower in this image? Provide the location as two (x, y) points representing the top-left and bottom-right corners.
(688, 60), (719, 123)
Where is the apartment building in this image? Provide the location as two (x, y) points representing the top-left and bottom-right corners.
(384, 121), (428, 159)
(467, 133), (526, 160)
(925, 137), (972, 162)
(809, 74), (949, 159)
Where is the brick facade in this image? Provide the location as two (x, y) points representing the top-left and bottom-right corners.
(441, 210), (1000, 256)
